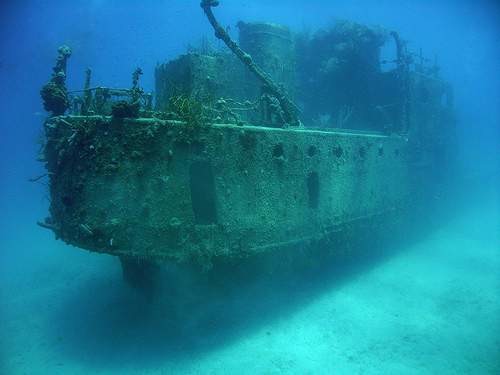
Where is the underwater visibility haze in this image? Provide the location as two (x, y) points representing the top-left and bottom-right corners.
(0, 1), (499, 374)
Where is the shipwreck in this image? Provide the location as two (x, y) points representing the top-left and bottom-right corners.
(37, 1), (455, 287)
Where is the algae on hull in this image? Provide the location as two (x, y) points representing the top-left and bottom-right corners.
(42, 115), (412, 265)
(37, 3), (455, 277)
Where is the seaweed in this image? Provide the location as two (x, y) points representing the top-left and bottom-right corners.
(168, 94), (206, 127)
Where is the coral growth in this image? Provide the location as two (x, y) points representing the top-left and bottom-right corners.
(111, 100), (140, 119)
(296, 21), (392, 130)
(111, 68), (144, 119)
(40, 45), (72, 116)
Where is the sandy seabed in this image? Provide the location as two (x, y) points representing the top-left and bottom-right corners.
(1, 195), (499, 375)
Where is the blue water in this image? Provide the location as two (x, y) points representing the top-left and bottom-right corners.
(1, 1), (499, 374)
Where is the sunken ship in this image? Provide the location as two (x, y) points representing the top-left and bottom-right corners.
(38, 1), (455, 285)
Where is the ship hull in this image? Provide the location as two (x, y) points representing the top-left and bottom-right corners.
(42, 116), (421, 269)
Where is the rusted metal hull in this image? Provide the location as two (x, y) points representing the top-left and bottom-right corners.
(41, 116), (419, 268)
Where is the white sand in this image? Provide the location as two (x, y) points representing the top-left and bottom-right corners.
(1, 198), (499, 375)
